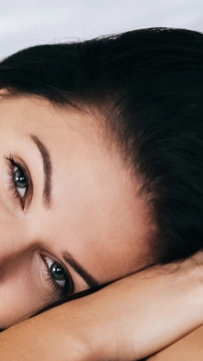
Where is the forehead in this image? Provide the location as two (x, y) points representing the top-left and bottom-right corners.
(0, 93), (101, 131)
(0, 94), (153, 282)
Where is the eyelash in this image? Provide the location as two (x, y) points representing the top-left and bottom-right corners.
(6, 156), (74, 299)
(42, 255), (74, 299)
(6, 156), (31, 209)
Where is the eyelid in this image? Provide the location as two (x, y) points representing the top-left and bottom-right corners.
(40, 254), (74, 298)
(6, 156), (33, 209)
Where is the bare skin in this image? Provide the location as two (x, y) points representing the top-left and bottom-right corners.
(0, 94), (154, 327)
(0, 94), (202, 359)
(0, 252), (203, 361)
(149, 326), (203, 360)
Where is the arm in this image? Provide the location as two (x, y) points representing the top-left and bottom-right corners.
(1, 253), (203, 361)
(148, 326), (203, 360)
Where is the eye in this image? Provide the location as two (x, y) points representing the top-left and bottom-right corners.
(13, 165), (28, 199)
(6, 156), (31, 208)
(43, 256), (74, 297)
(46, 257), (66, 288)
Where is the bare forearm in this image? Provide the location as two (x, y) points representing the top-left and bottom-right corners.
(0, 302), (90, 361)
(148, 326), (203, 361)
(1, 254), (203, 361)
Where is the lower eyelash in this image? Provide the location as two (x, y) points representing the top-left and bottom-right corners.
(43, 266), (61, 296)
(6, 156), (30, 208)
(6, 158), (20, 200)
(41, 255), (74, 299)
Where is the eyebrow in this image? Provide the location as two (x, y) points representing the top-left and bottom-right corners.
(31, 135), (52, 207)
(63, 252), (99, 288)
(30, 135), (98, 289)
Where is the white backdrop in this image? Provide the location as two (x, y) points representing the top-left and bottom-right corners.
(0, 0), (203, 59)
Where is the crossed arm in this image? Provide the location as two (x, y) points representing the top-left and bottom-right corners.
(149, 326), (203, 360)
(1, 253), (203, 361)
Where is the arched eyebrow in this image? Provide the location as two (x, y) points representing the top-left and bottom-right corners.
(63, 251), (99, 288)
(30, 134), (52, 207)
(30, 135), (98, 288)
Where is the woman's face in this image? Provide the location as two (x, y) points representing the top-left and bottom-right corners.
(0, 94), (153, 327)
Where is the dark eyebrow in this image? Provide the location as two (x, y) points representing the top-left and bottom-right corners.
(30, 135), (98, 289)
(31, 135), (52, 207)
(63, 252), (99, 288)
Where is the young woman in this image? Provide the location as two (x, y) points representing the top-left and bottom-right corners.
(0, 27), (202, 359)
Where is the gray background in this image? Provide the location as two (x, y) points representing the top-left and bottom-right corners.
(0, 0), (203, 59)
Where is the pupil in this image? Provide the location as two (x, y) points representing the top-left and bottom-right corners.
(14, 168), (27, 188)
(50, 262), (65, 280)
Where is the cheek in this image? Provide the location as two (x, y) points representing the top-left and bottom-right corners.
(0, 272), (41, 328)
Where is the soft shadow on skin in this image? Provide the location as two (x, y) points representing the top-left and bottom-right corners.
(0, 262), (158, 331)
(30, 261), (158, 320)
(33, 283), (106, 316)
(0, 286), (102, 332)
(0, 283), (108, 332)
